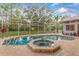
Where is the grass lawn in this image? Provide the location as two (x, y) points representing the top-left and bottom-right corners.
(0, 31), (51, 38)
(0, 30), (62, 38)
(0, 31), (35, 38)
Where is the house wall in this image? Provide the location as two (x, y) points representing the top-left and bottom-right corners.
(63, 22), (79, 35)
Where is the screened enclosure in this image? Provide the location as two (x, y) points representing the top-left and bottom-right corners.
(0, 3), (63, 38)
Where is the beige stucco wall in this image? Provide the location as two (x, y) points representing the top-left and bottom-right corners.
(63, 22), (79, 35)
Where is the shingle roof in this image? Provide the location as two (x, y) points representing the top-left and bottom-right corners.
(62, 14), (79, 22)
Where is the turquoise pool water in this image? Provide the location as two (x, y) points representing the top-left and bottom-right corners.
(2, 35), (74, 45)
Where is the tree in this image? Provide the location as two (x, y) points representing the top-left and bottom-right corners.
(54, 16), (65, 33)
(0, 3), (55, 35)
(0, 4), (11, 29)
(54, 16), (59, 33)
(60, 16), (65, 34)
(23, 3), (54, 33)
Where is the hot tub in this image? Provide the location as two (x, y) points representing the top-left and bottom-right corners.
(33, 40), (54, 47)
(28, 39), (60, 53)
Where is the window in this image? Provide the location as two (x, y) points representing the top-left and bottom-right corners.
(66, 25), (74, 31)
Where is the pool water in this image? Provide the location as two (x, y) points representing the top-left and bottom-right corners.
(32, 36), (63, 40)
(2, 37), (31, 45)
(2, 35), (74, 45)
(33, 40), (53, 47)
(32, 35), (74, 40)
(36, 42), (50, 46)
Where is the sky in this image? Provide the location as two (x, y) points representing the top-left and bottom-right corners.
(48, 3), (79, 16)
(0, 3), (79, 20)
(23, 3), (79, 17)
(1, 3), (79, 17)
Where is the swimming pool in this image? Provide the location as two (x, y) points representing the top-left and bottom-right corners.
(2, 35), (75, 45)
(2, 37), (31, 45)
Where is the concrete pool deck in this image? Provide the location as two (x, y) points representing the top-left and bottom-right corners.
(0, 33), (79, 56)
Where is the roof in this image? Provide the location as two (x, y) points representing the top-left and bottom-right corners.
(62, 14), (79, 23)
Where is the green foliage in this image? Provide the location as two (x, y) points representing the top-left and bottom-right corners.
(0, 3), (64, 34)
(8, 24), (18, 31)
(54, 16), (59, 21)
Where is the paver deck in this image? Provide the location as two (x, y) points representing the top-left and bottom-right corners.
(0, 34), (78, 56)
(0, 39), (78, 56)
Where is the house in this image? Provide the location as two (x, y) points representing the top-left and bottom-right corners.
(62, 14), (79, 36)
